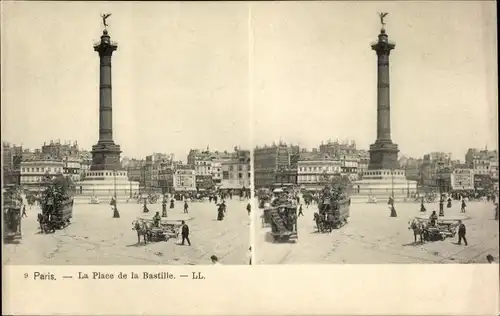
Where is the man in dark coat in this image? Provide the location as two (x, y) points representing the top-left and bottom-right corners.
(217, 203), (225, 221)
(180, 220), (191, 246)
(183, 201), (189, 214)
(153, 212), (161, 228)
(162, 198), (167, 217)
(420, 197), (426, 212)
(298, 204), (304, 217)
(457, 220), (468, 246)
(246, 203), (251, 216)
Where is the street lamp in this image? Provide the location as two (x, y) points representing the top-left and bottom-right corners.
(113, 169), (117, 200)
(112, 169), (120, 218)
(129, 180), (132, 199)
(391, 168), (395, 200)
(390, 168), (397, 217)
(405, 165), (410, 198)
(438, 164), (444, 216)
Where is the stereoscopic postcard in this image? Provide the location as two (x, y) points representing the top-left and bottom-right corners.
(2, 1), (498, 315)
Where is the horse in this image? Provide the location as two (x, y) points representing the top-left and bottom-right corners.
(37, 213), (55, 234)
(132, 220), (151, 244)
(408, 218), (426, 244)
(314, 212), (329, 233)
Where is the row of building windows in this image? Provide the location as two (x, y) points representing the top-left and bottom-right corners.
(298, 175), (330, 182)
(22, 176), (48, 183)
(364, 170), (404, 176)
(299, 166), (341, 172)
(22, 167), (63, 173)
(86, 171), (127, 177)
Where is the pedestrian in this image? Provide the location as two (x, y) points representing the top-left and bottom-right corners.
(153, 212), (161, 228)
(211, 255), (221, 265)
(461, 199), (466, 213)
(486, 254), (495, 263)
(457, 220), (468, 246)
(22, 205), (27, 218)
(246, 202), (251, 216)
(298, 204), (304, 217)
(248, 247), (252, 265)
(113, 205), (120, 218)
(180, 220), (191, 246)
(420, 198), (426, 213)
(429, 210), (438, 226)
(183, 201), (189, 214)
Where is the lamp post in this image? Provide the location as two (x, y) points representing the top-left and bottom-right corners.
(113, 169), (117, 200)
(112, 169), (120, 218)
(405, 165), (410, 198)
(438, 164), (444, 216)
(391, 168), (395, 200)
(390, 168), (397, 217)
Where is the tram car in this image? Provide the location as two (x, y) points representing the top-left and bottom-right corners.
(269, 203), (298, 243)
(3, 185), (23, 242)
(39, 175), (75, 232)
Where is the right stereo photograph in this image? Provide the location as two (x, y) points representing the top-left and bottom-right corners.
(251, 2), (499, 264)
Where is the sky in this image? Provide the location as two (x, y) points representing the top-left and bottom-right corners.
(2, 2), (250, 161)
(252, 1), (497, 160)
(2, 2), (497, 162)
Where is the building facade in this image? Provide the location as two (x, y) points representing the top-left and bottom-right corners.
(20, 158), (64, 192)
(221, 160), (251, 190)
(63, 156), (81, 182)
(254, 143), (298, 188)
(173, 168), (196, 191)
(297, 159), (342, 189)
(450, 167), (475, 191)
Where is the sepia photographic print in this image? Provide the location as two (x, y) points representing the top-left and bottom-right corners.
(253, 2), (499, 265)
(1, 1), (499, 315)
(2, 2), (251, 265)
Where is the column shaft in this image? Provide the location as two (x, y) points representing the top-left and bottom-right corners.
(99, 55), (113, 142)
(377, 53), (391, 141)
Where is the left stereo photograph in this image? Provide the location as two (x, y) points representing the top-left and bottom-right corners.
(2, 2), (252, 265)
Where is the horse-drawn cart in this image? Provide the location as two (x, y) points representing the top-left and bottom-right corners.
(408, 217), (459, 243)
(269, 203), (298, 242)
(38, 175), (74, 233)
(132, 218), (182, 244)
(314, 184), (351, 233)
(3, 185), (23, 242)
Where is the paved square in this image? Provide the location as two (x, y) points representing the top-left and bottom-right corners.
(4, 198), (250, 265)
(255, 199), (499, 264)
